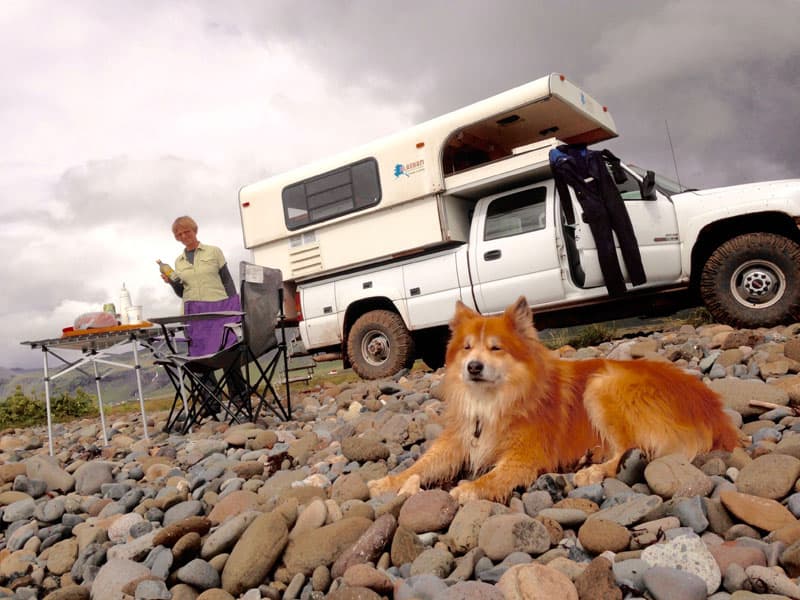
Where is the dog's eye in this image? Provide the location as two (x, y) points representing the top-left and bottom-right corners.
(464, 342), (472, 350)
(490, 344), (502, 352)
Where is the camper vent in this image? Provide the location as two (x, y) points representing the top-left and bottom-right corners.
(289, 230), (319, 248)
(289, 243), (323, 277)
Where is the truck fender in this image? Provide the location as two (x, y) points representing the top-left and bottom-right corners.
(677, 193), (799, 276)
(686, 209), (800, 283)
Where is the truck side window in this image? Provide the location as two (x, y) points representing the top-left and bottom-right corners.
(608, 164), (643, 200)
(484, 187), (547, 241)
(282, 158), (381, 230)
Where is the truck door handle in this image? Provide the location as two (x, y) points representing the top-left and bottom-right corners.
(484, 250), (502, 261)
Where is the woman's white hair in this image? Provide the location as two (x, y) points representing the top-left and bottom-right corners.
(172, 215), (198, 233)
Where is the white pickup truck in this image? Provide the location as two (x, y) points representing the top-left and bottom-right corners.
(239, 74), (800, 379)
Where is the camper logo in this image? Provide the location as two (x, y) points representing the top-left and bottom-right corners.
(394, 159), (425, 178)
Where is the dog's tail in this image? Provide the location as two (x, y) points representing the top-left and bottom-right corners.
(712, 412), (741, 451)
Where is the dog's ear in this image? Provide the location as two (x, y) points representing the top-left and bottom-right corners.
(450, 300), (478, 329)
(505, 296), (537, 337)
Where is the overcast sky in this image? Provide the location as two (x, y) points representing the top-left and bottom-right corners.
(3, 0), (799, 369)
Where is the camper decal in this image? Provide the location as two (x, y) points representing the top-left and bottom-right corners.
(394, 159), (425, 178)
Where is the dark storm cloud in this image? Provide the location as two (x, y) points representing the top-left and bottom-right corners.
(223, 1), (650, 112)
(580, 1), (800, 187)
(224, 0), (799, 187)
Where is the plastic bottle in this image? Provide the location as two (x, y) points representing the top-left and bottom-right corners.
(119, 283), (132, 325)
(157, 260), (181, 283)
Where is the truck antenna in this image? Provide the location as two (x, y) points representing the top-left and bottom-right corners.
(665, 119), (682, 189)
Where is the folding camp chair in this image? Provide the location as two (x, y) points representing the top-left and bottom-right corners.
(154, 262), (291, 432)
(238, 262), (292, 421)
(154, 308), (246, 434)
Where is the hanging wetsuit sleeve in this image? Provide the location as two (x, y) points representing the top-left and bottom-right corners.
(600, 149), (628, 184)
(553, 175), (576, 225)
(549, 149), (585, 287)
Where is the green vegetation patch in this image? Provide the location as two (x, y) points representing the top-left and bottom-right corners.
(0, 385), (97, 429)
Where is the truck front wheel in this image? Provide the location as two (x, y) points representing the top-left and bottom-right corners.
(347, 310), (415, 379)
(700, 232), (800, 328)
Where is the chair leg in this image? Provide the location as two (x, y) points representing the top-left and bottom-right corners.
(280, 332), (292, 420)
(224, 368), (252, 424)
(157, 363), (190, 433)
(248, 346), (292, 422)
(185, 367), (253, 428)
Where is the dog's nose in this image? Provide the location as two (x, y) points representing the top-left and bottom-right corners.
(467, 360), (483, 376)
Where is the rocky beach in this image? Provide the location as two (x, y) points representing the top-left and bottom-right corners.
(5, 321), (800, 599)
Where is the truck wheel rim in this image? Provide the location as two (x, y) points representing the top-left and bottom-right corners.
(362, 331), (389, 366)
(730, 259), (785, 309)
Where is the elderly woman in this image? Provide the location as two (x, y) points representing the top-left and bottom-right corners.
(163, 215), (237, 302)
(162, 215), (246, 416)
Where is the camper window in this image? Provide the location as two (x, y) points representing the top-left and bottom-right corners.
(282, 158), (381, 230)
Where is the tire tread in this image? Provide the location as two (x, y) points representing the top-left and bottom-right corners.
(700, 232), (800, 328)
(347, 310), (414, 379)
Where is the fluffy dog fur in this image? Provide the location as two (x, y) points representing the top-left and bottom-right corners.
(368, 296), (739, 503)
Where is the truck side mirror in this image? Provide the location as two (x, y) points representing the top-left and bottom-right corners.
(641, 170), (657, 200)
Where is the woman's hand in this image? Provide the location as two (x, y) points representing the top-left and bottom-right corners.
(160, 273), (171, 283)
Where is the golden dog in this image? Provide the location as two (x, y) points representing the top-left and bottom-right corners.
(369, 296), (739, 502)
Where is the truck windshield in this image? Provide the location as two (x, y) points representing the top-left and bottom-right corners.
(629, 165), (693, 196)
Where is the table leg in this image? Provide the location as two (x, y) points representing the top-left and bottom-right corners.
(42, 348), (54, 456)
(132, 340), (149, 440)
(91, 356), (109, 446)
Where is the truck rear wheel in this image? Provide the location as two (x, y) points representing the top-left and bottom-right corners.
(347, 310), (415, 379)
(700, 232), (800, 328)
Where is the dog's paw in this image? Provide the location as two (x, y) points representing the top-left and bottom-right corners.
(368, 476), (396, 498)
(450, 481), (480, 504)
(574, 464), (606, 487)
(398, 474), (421, 496)
(368, 474), (421, 498)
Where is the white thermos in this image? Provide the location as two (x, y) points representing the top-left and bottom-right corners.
(118, 283), (132, 325)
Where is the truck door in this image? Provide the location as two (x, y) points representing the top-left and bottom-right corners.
(562, 166), (682, 288)
(469, 181), (565, 314)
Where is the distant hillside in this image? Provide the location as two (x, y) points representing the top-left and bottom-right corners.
(2, 334), (304, 406)
(0, 354), (174, 405)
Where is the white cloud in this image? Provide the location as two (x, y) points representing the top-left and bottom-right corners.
(1, 2), (421, 368)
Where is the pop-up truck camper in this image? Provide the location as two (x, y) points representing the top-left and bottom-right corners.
(240, 73), (800, 379)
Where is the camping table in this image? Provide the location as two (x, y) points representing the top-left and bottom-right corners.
(21, 324), (157, 455)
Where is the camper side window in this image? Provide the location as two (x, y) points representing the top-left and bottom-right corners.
(283, 158), (381, 230)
